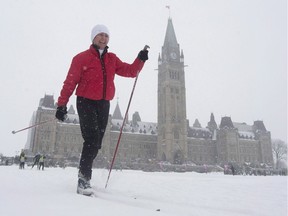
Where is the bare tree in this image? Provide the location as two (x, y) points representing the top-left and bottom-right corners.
(272, 139), (287, 169)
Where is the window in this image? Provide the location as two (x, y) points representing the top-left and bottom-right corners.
(169, 70), (179, 80)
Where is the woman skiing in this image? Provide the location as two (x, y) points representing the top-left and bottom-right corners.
(55, 24), (148, 196)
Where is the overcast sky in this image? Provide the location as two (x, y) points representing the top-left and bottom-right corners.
(0, 0), (286, 156)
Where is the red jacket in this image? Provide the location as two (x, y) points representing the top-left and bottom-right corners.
(57, 45), (145, 106)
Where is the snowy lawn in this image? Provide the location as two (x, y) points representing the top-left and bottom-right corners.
(0, 165), (286, 216)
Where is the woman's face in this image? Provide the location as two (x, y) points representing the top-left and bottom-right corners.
(93, 33), (109, 49)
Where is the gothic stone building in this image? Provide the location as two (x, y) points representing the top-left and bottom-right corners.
(26, 18), (273, 168)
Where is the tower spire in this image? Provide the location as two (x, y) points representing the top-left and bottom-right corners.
(164, 18), (178, 48)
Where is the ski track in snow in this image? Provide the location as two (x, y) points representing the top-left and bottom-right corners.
(92, 187), (162, 211)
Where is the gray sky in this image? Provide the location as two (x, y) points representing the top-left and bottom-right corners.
(0, 0), (286, 156)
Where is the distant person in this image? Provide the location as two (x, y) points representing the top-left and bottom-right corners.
(55, 24), (148, 196)
(19, 150), (25, 169)
(204, 164), (208, 174)
(32, 153), (40, 169)
(224, 165), (229, 175)
(230, 164), (235, 176)
(38, 155), (45, 170)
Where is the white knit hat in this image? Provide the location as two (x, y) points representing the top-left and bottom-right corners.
(91, 24), (110, 41)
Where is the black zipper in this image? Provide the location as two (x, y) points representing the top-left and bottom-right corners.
(100, 56), (107, 99)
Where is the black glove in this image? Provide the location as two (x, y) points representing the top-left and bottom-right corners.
(55, 106), (67, 121)
(138, 50), (149, 62)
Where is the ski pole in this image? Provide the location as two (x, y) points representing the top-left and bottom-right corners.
(105, 45), (150, 188)
(12, 118), (57, 134)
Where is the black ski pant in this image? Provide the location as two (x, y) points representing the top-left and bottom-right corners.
(19, 162), (25, 169)
(77, 97), (110, 180)
(39, 162), (44, 170)
(32, 160), (38, 169)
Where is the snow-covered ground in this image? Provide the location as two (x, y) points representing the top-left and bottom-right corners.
(1, 165), (287, 216)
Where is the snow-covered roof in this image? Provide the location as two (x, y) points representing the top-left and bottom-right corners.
(238, 131), (255, 139)
(233, 122), (255, 139)
(111, 119), (157, 135)
(233, 122), (253, 132)
(188, 126), (212, 139)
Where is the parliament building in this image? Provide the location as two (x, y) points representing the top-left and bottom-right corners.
(25, 18), (273, 170)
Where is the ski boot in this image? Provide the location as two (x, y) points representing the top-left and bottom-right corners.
(77, 172), (94, 196)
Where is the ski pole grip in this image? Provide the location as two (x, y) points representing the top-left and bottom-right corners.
(143, 45), (150, 51)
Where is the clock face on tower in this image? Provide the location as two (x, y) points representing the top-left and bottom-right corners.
(170, 52), (177, 59)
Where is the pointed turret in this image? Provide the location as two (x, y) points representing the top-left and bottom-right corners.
(164, 18), (178, 48)
(207, 113), (218, 132)
(180, 49), (184, 58)
(193, 119), (202, 128)
(161, 18), (181, 63)
(253, 120), (267, 132)
(219, 116), (234, 129)
(39, 94), (55, 108)
(112, 102), (123, 120)
(132, 111), (141, 126)
(158, 53), (162, 66)
(180, 49), (184, 63)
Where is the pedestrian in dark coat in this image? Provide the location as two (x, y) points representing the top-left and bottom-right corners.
(231, 164), (235, 175)
(32, 153), (40, 169)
